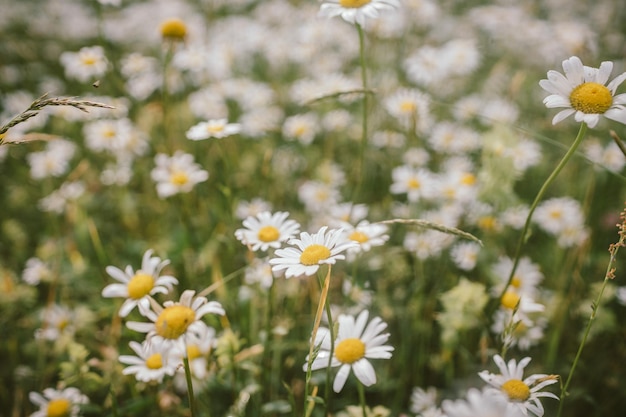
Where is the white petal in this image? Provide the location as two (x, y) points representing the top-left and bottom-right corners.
(102, 283), (128, 298)
(333, 364), (352, 393)
(607, 72), (626, 93)
(596, 61), (614, 85)
(552, 109), (575, 125)
(543, 95), (571, 108)
(604, 107), (626, 125)
(352, 359), (376, 386)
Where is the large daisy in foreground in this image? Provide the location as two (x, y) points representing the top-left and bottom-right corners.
(479, 354), (558, 417)
(269, 226), (357, 278)
(539, 56), (626, 128)
(319, 0), (401, 26)
(304, 310), (394, 392)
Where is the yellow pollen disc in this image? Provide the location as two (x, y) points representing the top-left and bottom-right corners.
(294, 125), (307, 137)
(103, 128), (116, 138)
(407, 178), (420, 189)
(339, 0), (372, 8)
(207, 124), (225, 134)
(460, 173), (476, 185)
(145, 353), (163, 370)
(569, 82), (613, 114)
(300, 244), (331, 266)
(127, 272), (155, 299)
(511, 275), (522, 288)
(170, 171), (189, 186)
(549, 210), (562, 219)
(502, 379), (531, 402)
(501, 291), (521, 310)
(477, 216), (497, 231)
(81, 56), (97, 66)
(400, 101), (417, 113)
(155, 305), (196, 339)
(258, 225), (280, 242)
(57, 319), (69, 331)
(349, 231), (369, 244)
(335, 338), (366, 364)
(46, 398), (71, 417)
(160, 18), (187, 40)
(187, 344), (202, 360)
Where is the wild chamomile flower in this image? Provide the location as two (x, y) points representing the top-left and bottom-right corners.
(151, 151), (209, 198)
(118, 340), (178, 383)
(442, 387), (522, 417)
(186, 119), (242, 140)
(304, 310), (394, 392)
(60, 46), (108, 82)
(319, 0), (401, 26)
(479, 354), (559, 417)
(390, 165), (435, 203)
(102, 249), (178, 317)
(126, 290), (224, 350)
(343, 220), (389, 254)
(234, 211), (301, 252)
(29, 387), (89, 417)
(160, 18), (187, 41)
(269, 226), (357, 278)
(539, 56), (626, 128)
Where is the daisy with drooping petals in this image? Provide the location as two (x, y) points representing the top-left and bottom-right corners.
(479, 354), (559, 417)
(186, 119), (242, 140)
(234, 211), (301, 252)
(118, 340), (178, 383)
(126, 290), (224, 351)
(102, 249), (179, 317)
(319, 0), (401, 26)
(304, 310), (394, 392)
(29, 387), (89, 417)
(539, 56), (626, 128)
(269, 226), (358, 278)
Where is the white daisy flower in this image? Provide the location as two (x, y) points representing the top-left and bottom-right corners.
(539, 55), (626, 128)
(491, 256), (544, 299)
(343, 220), (389, 254)
(150, 151), (209, 198)
(101, 249), (179, 317)
(118, 340), (178, 383)
(410, 386), (438, 414)
(449, 241), (481, 271)
(269, 226), (358, 278)
(29, 387), (89, 417)
(235, 211), (301, 252)
(304, 310), (394, 392)
(22, 257), (53, 286)
(319, 0), (401, 26)
(34, 304), (75, 341)
(60, 45), (108, 82)
(442, 387), (522, 417)
(479, 354), (559, 417)
(390, 165), (435, 203)
(126, 290), (225, 351)
(186, 119), (242, 140)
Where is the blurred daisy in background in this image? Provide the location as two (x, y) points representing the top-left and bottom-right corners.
(479, 354), (558, 417)
(118, 340), (178, 383)
(539, 55), (626, 128)
(269, 226), (357, 278)
(304, 309), (393, 392)
(442, 387), (522, 417)
(235, 211), (301, 252)
(151, 151), (209, 198)
(186, 119), (242, 140)
(342, 220), (389, 255)
(102, 249), (178, 317)
(60, 46), (108, 82)
(319, 0), (401, 26)
(29, 387), (89, 417)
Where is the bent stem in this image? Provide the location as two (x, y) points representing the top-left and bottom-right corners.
(557, 205), (626, 417)
(495, 122), (588, 309)
(304, 265), (333, 417)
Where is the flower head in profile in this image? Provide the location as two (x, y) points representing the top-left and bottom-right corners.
(102, 249), (178, 317)
(319, 0), (401, 26)
(479, 354), (559, 417)
(235, 211), (301, 252)
(304, 310), (394, 392)
(539, 56), (626, 128)
(126, 290), (224, 350)
(269, 226), (358, 278)
(29, 387), (89, 417)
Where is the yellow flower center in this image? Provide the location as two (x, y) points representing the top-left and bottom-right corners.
(407, 178), (420, 189)
(187, 344), (202, 360)
(127, 272), (155, 299)
(46, 398), (71, 417)
(511, 275), (522, 288)
(207, 124), (225, 134)
(501, 291), (521, 310)
(335, 338), (366, 364)
(349, 231), (369, 244)
(477, 216), (497, 231)
(460, 173), (476, 186)
(102, 127), (116, 139)
(339, 0), (372, 8)
(81, 56), (97, 66)
(160, 18), (187, 40)
(145, 353), (163, 369)
(57, 318), (70, 331)
(502, 379), (531, 402)
(155, 305), (196, 339)
(400, 101), (417, 114)
(300, 244), (331, 265)
(569, 82), (613, 114)
(258, 225), (280, 242)
(170, 171), (189, 186)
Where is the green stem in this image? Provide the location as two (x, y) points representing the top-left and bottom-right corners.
(557, 215), (626, 416)
(183, 356), (198, 417)
(323, 284), (335, 416)
(357, 381), (368, 417)
(351, 23), (369, 205)
(495, 122), (588, 310)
